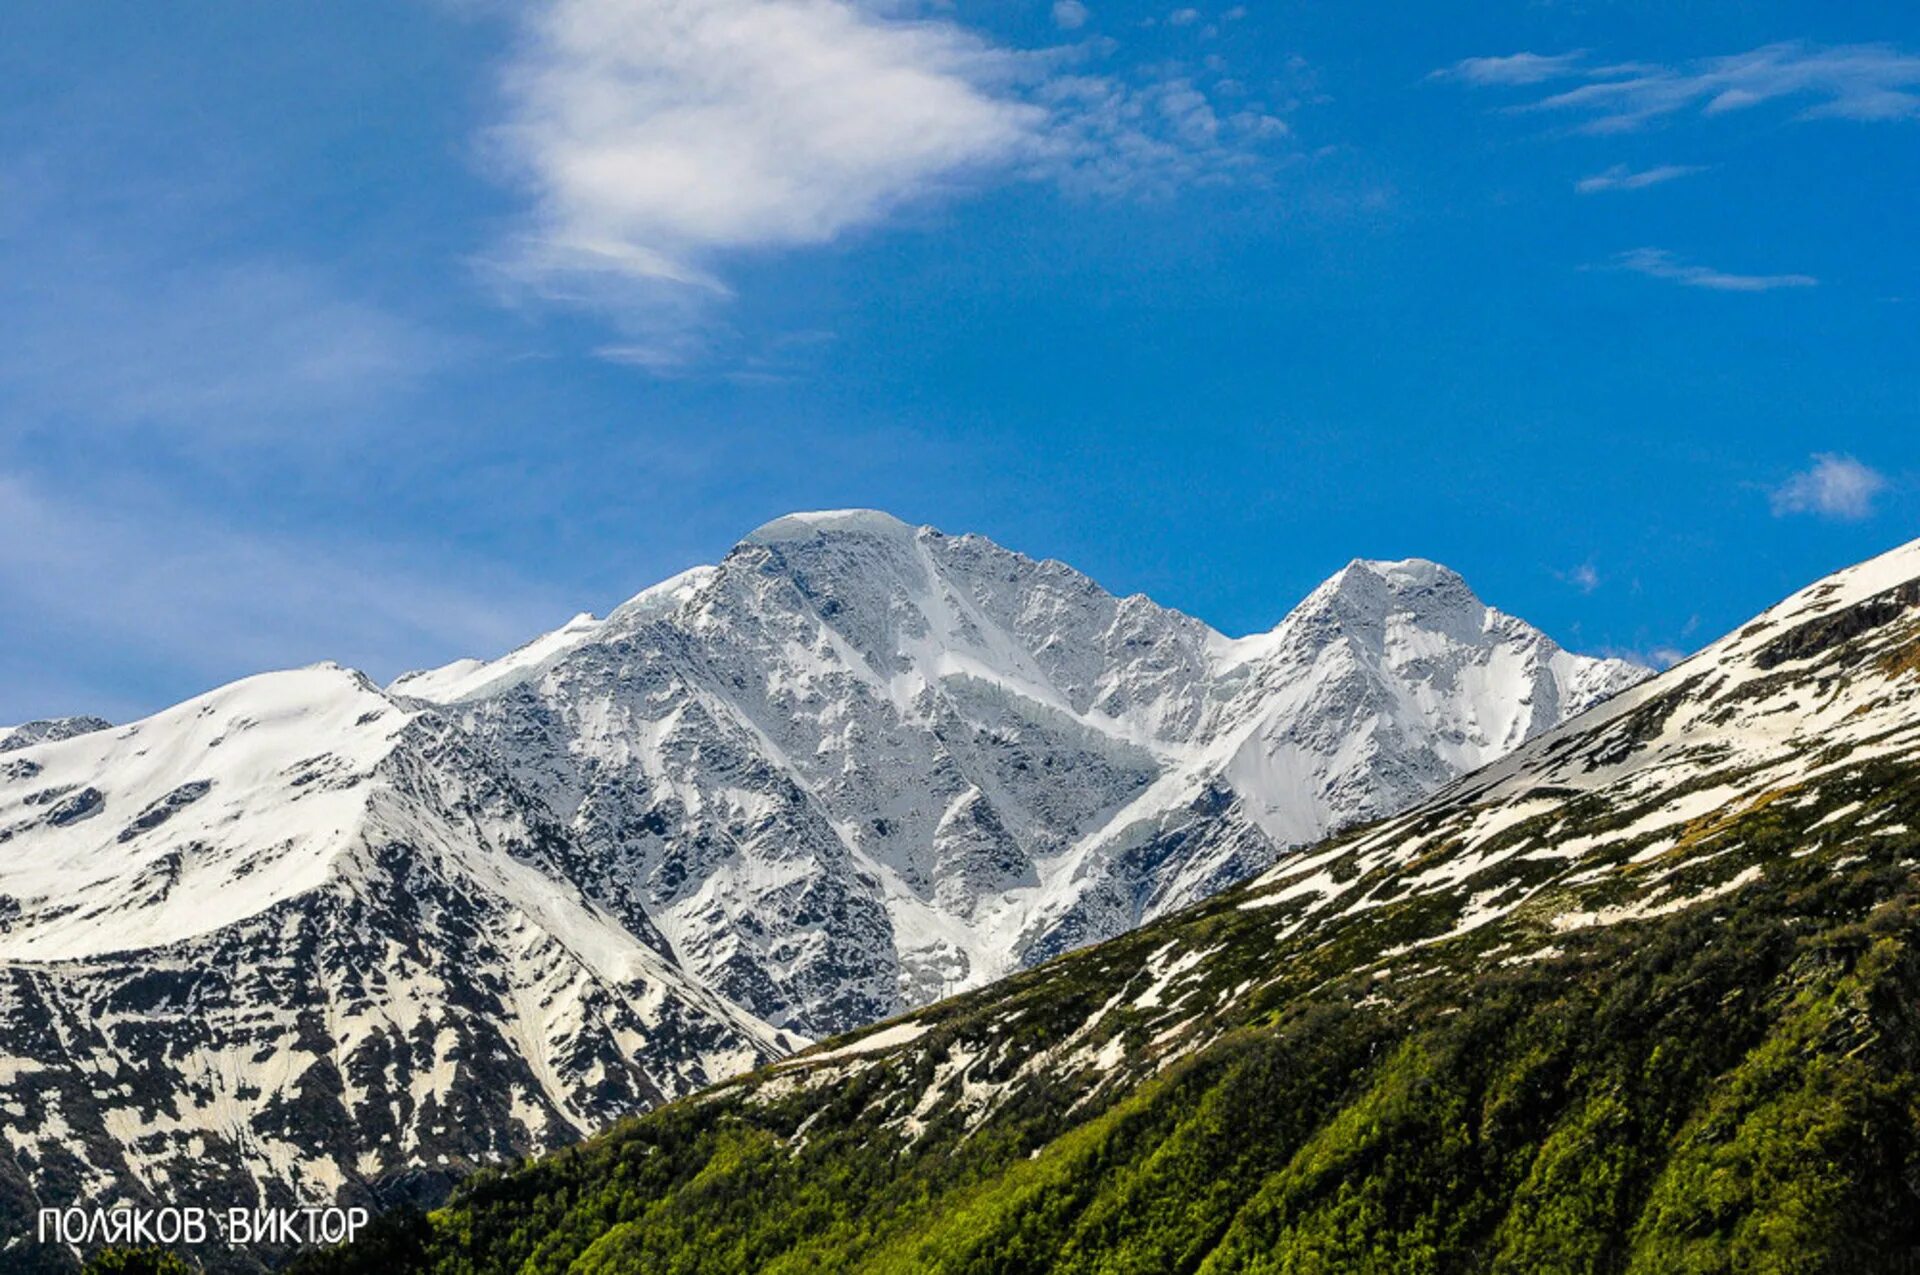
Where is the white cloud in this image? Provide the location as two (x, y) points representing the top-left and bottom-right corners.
(1442, 41), (1920, 132)
(1435, 51), (1586, 87)
(1575, 162), (1704, 193)
(487, 0), (1289, 358)
(1614, 247), (1816, 292)
(1052, 0), (1089, 31)
(1769, 453), (1888, 520)
(1167, 8), (1200, 27)
(495, 0), (1035, 270)
(1563, 562), (1601, 593)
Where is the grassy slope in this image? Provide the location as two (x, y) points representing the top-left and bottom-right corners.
(293, 742), (1920, 1275)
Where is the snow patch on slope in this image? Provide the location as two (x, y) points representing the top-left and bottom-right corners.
(0, 665), (407, 960)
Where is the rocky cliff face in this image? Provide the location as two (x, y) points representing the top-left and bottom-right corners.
(0, 668), (791, 1271)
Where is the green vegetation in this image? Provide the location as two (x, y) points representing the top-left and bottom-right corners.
(80, 1249), (194, 1275)
(290, 742), (1920, 1275)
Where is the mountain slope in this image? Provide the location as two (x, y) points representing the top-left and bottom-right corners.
(0, 669), (792, 1275)
(307, 537), (1920, 1275)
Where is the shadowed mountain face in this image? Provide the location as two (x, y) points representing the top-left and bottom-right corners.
(0, 513), (1637, 1272)
(298, 537), (1920, 1275)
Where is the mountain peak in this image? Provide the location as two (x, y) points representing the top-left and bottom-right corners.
(1285, 555), (1486, 643)
(742, 508), (917, 546)
(1321, 555), (1470, 597)
(1345, 555), (1461, 587)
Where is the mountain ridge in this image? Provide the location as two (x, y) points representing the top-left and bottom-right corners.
(0, 512), (1641, 1272)
(396, 512), (1641, 1030)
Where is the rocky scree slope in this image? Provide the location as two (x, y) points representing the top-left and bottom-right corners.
(302, 536), (1920, 1275)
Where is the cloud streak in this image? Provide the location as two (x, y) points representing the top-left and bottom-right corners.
(1769, 453), (1888, 520)
(1434, 51), (1586, 87)
(486, 0), (1288, 361)
(1440, 41), (1920, 132)
(1614, 248), (1816, 292)
(1575, 163), (1703, 194)
(0, 253), (451, 445)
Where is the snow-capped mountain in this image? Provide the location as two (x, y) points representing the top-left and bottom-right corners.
(1008, 553), (1642, 967)
(399, 512), (1640, 1034)
(0, 511), (1639, 1263)
(1243, 533), (1920, 943)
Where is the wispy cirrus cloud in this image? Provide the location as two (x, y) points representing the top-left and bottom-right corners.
(1613, 247), (1816, 292)
(485, 0), (1290, 366)
(1561, 562), (1601, 594)
(1768, 453), (1888, 520)
(1574, 163), (1704, 194)
(1439, 41), (1920, 132)
(1433, 51), (1586, 87)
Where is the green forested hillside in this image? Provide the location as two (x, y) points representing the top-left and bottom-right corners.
(297, 545), (1920, 1274)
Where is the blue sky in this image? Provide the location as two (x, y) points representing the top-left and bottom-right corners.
(1, 1), (1915, 721)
